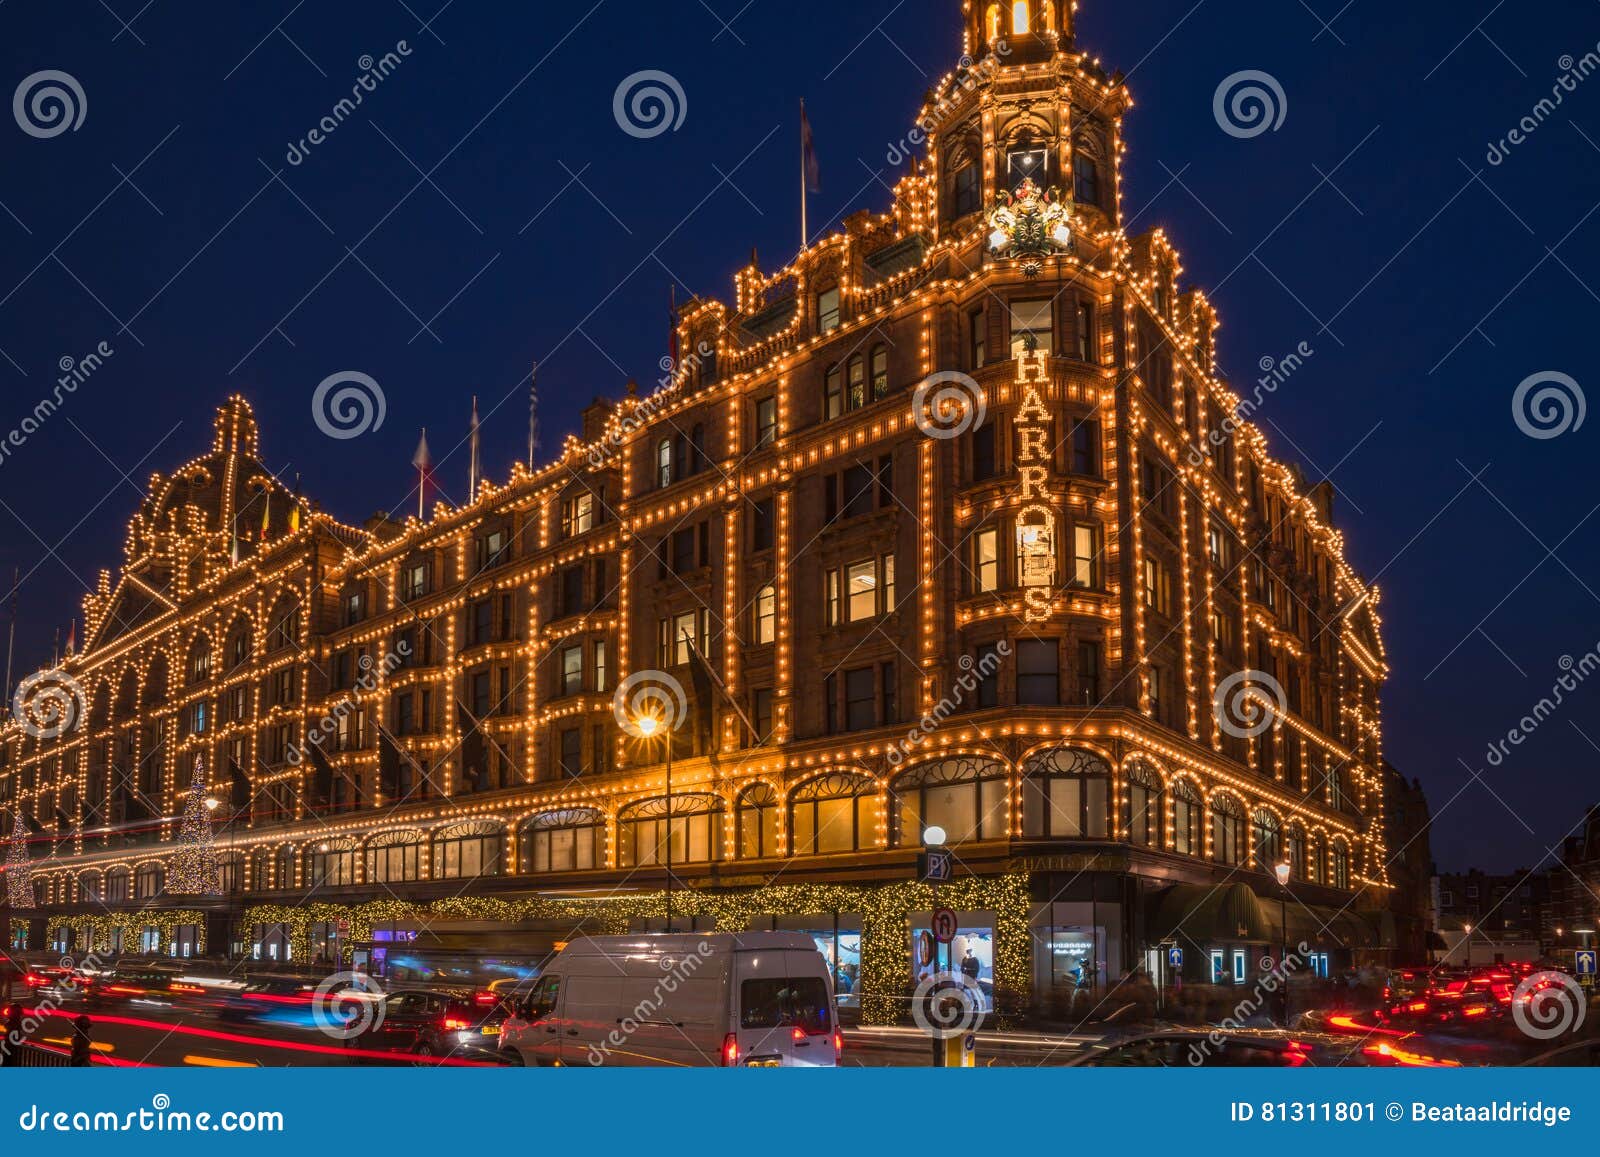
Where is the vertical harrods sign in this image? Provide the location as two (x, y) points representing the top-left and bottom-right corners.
(1013, 350), (1056, 622)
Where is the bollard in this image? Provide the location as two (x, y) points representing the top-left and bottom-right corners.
(71, 1015), (93, 1067)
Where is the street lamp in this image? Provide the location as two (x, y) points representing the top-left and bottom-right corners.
(203, 797), (220, 813)
(1461, 923), (1472, 967)
(631, 711), (672, 932)
(1274, 861), (1291, 1027)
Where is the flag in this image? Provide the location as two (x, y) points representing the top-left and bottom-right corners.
(412, 428), (433, 520)
(288, 474), (302, 533)
(259, 488), (271, 541)
(801, 100), (821, 194)
(468, 396), (481, 500)
(64, 620), (75, 656)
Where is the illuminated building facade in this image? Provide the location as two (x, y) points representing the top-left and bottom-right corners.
(0, 0), (1391, 1017)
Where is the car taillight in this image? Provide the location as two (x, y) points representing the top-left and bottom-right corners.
(473, 992), (498, 1005)
(721, 1033), (739, 1067)
(23, 973), (45, 987)
(443, 1017), (470, 1031)
(791, 1026), (806, 1042)
(833, 1030), (844, 1060)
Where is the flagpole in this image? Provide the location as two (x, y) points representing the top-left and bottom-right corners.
(799, 99), (808, 250)
(3, 568), (16, 703)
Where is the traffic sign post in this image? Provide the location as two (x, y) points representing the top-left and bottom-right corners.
(1167, 946), (1183, 970)
(1576, 949), (1597, 978)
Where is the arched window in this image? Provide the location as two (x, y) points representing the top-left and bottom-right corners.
(1286, 825), (1307, 881)
(105, 867), (131, 903)
(1331, 839), (1350, 890)
(365, 831), (424, 883)
(847, 355), (866, 411)
(656, 438), (673, 488)
(226, 619), (253, 671)
(617, 794), (724, 867)
(218, 852), (244, 893)
(736, 786), (778, 859)
(870, 347), (889, 401)
(894, 757), (1008, 846)
(985, 2), (1001, 40)
(134, 863), (164, 899)
(790, 773), (875, 855)
(1011, 0), (1031, 35)
(266, 598), (300, 652)
(1172, 781), (1202, 855)
(144, 656), (169, 708)
(1125, 761), (1163, 847)
(1021, 747), (1110, 839)
(274, 845), (298, 888)
(1310, 835), (1327, 884)
(306, 837), (358, 887)
(251, 849), (274, 890)
(187, 636), (213, 684)
(433, 821), (504, 879)
(1073, 133), (1105, 208)
(1210, 795), (1245, 865)
(520, 809), (604, 873)
(753, 584), (776, 645)
(1251, 808), (1282, 870)
(79, 871), (103, 903)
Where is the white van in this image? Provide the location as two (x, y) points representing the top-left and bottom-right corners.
(497, 932), (840, 1067)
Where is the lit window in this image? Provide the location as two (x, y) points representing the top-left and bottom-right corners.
(1012, 0), (1030, 34)
(847, 559), (877, 622)
(976, 528), (999, 592)
(1071, 525), (1098, 588)
(563, 492), (595, 537)
(818, 288), (841, 333)
(754, 584), (776, 645)
(1009, 299), (1054, 355)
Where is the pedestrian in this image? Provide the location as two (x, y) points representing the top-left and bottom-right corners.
(960, 948), (981, 982)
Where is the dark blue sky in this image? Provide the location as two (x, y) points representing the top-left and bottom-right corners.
(2, 1), (1597, 873)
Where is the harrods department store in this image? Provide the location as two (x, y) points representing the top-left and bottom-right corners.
(0, 0), (1395, 1017)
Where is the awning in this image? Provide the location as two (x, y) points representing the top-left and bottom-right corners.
(1264, 904), (1398, 951)
(1149, 883), (1272, 945)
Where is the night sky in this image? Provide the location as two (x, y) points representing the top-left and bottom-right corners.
(1, 1), (1597, 874)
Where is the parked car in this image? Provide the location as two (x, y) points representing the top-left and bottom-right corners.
(498, 932), (840, 1068)
(82, 963), (186, 1010)
(1068, 1029), (1449, 1067)
(345, 987), (508, 1062)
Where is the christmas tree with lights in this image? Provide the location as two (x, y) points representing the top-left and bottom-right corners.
(4, 813), (32, 909)
(168, 758), (221, 896)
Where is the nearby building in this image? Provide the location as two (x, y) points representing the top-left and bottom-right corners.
(1434, 868), (1553, 963)
(0, 0), (1393, 1021)
(1381, 763), (1433, 963)
(1553, 803), (1600, 949)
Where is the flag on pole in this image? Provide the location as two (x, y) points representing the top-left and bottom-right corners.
(288, 474), (303, 533)
(412, 429), (433, 521)
(468, 396), (481, 500)
(65, 619), (75, 656)
(801, 100), (821, 193)
(259, 487), (271, 541)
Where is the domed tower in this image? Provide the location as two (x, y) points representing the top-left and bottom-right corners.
(930, 0), (1124, 250)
